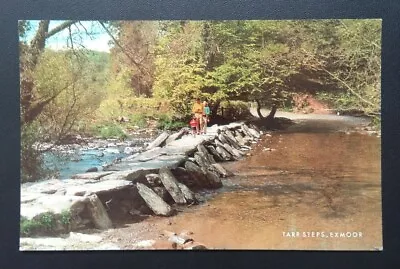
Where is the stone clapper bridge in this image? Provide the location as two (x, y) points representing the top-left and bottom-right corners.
(20, 122), (263, 236)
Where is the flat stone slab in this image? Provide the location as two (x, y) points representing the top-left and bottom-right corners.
(159, 167), (186, 204)
(21, 195), (89, 220)
(136, 183), (174, 216)
(71, 172), (114, 180)
(65, 179), (133, 196)
(103, 155), (187, 171)
(100, 169), (144, 182)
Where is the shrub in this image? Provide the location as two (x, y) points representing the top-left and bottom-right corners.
(129, 113), (147, 128)
(20, 210), (72, 237)
(156, 114), (187, 130)
(91, 123), (128, 139)
(219, 101), (252, 120)
(21, 123), (52, 183)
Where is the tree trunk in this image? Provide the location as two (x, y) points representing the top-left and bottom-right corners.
(20, 20), (79, 126)
(266, 105), (277, 120)
(255, 99), (265, 119)
(211, 101), (220, 117)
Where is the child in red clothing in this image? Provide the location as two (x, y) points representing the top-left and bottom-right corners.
(189, 117), (198, 136)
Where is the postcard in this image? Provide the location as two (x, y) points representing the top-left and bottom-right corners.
(19, 19), (381, 251)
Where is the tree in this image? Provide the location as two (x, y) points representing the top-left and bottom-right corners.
(19, 20), (110, 181)
(107, 21), (158, 97)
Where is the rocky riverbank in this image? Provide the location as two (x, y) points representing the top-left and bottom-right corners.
(20, 122), (264, 250)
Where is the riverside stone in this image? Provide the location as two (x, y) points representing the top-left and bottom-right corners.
(205, 145), (224, 162)
(20, 195), (89, 220)
(171, 167), (197, 189)
(224, 143), (244, 158)
(159, 167), (187, 204)
(248, 128), (261, 138)
(152, 186), (173, 204)
(197, 144), (216, 164)
(166, 128), (189, 144)
(204, 170), (223, 188)
(86, 194), (113, 230)
(184, 161), (209, 189)
(71, 171), (113, 180)
(136, 183), (174, 216)
(65, 179), (133, 196)
(216, 146), (233, 161)
(145, 132), (170, 150)
(211, 163), (234, 177)
(100, 169), (144, 182)
(145, 173), (162, 187)
(177, 183), (196, 204)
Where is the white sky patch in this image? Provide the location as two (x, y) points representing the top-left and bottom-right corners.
(24, 20), (112, 52)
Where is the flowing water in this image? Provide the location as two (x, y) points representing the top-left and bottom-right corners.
(148, 117), (382, 250)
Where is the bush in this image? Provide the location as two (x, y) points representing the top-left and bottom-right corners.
(20, 210), (72, 237)
(219, 101), (252, 120)
(21, 123), (51, 183)
(156, 114), (188, 130)
(129, 113), (147, 128)
(91, 123), (128, 139)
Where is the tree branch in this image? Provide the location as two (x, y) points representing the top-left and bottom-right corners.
(45, 20), (79, 39)
(98, 21), (150, 76)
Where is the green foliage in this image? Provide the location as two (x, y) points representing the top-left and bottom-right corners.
(156, 114), (187, 130)
(220, 101), (253, 121)
(130, 113), (147, 128)
(20, 212), (57, 237)
(20, 122), (53, 183)
(60, 210), (72, 226)
(91, 123), (127, 139)
(31, 49), (109, 141)
(21, 19), (381, 182)
(20, 210), (72, 236)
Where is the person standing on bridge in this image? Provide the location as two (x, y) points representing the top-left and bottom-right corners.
(202, 101), (210, 134)
(192, 97), (204, 135)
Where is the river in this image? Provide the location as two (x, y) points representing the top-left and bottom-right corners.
(99, 112), (381, 250)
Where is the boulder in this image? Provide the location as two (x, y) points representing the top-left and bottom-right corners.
(145, 173), (162, 187)
(171, 167), (197, 189)
(241, 124), (258, 139)
(152, 186), (174, 204)
(204, 170), (223, 188)
(20, 195), (89, 221)
(211, 163), (234, 177)
(182, 241), (207, 250)
(124, 147), (137, 155)
(184, 161), (209, 189)
(145, 132), (170, 150)
(100, 169), (145, 182)
(136, 183), (174, 216)
(104, 148), (120, 154)
(86, 194), (113, 230)
(224, 143), (244, 158)
(194, 152), (210, 169)
(85, 167), (98, 173)
(248, 128), (261, 138)
(165, 128), (188, 144)
(222, 143), (241, 160)
(65, 179), (133, 196)
(218, 134), (229, 144)
(177, 183), (196, 204)
(216, 146), (233, 161)
(221, 132), (241, 150)
(205, 145), (224, 162)
(159, 167), (187, 204)
(197, 144), (216, 164)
